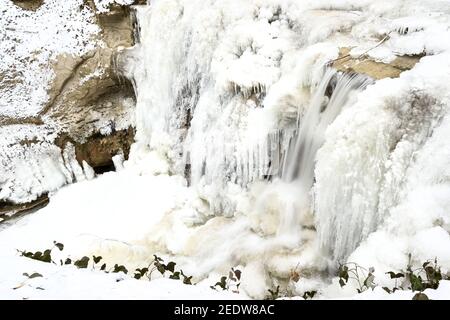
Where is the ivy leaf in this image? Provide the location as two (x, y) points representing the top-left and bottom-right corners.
(32, 251), (43, 260)
(23, 272), (43, 279)
(100, 263), (107, 271)
(53, 242), (64, 251)
(268, 286), (280, 300)
(93, 256), (102, 264)
(386, 271), (404, 279)
(64, 258), (72, 265)
(183, 276), (193, 285)
(409, 274), (424, 292)
(412, 293), (429, 300)
(339, 266), (349, 282)
(113, 264), (128, 274)
(166, 262), (176, 273)
(134, 267), (148, 279)
(215, 276), (227, 290)
(137, 267), (148, 275)
(386, 272), (396, 279)
(302, 291), (317, 300)
(169, 272), (180, 280)
(74, 256), (90, 269)
(364, 274), (375, 288)
(22, 251), (33, 258)
(41, 250), (52, 263)
(156, 263), (165, 275)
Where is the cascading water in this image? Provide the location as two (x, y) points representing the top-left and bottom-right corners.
(282, 70), (372, 184)
(276, 69), (373, 249)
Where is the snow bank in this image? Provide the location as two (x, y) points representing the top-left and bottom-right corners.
(0, 251), (243, 300)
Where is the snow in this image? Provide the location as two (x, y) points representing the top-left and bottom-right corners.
(0, 255), (244, 300)
(327, 281), (450, 300)
(0, 0), (137, 204)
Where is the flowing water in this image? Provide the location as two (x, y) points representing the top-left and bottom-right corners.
(277, 70), (373, 248)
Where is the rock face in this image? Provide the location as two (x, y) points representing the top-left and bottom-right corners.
(333, 47), (422, 80)
(11, 0), (44, 11)
(0, 1), (146, 218)
(56, 127), (135, 174)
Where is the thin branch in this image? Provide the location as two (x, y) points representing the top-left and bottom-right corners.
(327, 33), (391, 66)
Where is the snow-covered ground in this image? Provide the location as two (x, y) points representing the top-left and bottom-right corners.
(0, 151), (448, 300)
(0, 153), (245, 300)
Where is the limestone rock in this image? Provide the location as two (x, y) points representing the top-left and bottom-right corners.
(11, 0), (44, 11)
(0, 1), (146, 218)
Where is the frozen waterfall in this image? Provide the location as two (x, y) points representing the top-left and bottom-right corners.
(128, 0), (375, 264)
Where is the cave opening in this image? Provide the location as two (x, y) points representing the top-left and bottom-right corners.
(92, 161), (116, 175)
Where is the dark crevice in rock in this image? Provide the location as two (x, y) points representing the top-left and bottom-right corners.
(56, 127), (135, 172)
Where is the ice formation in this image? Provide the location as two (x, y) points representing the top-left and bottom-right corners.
(125, 0), (450, 289)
